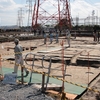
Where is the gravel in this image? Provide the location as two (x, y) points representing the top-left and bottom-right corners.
(0, 82), (55, 100)
(81, 79), (100, 100)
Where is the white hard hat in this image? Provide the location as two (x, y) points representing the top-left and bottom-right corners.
(14, 38), (19, 43)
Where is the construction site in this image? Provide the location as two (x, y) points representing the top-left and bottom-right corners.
(0, 0), (100, 100)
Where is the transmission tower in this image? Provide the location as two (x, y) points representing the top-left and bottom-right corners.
(26, 0), (33, 27)
(32, 0), (71, 29)
(92, 10), (95, 26)
(17, 8), (24, 27)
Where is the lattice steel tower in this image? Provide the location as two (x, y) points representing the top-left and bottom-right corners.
(26, 0), (33, 27)
(17, 8), (24, 27)
(32, 0), (71, 29)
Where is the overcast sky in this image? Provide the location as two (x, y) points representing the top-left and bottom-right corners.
(0, 0), (100, 26)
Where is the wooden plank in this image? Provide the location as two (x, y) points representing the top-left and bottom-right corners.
(46, 90), (77, 100)
(38, 47), (62, 53)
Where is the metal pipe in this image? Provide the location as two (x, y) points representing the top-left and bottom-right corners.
(42, 72), (45, 93)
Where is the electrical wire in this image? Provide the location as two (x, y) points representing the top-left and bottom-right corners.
(73, 0), (91, 16)
(84, 0), (100, 10)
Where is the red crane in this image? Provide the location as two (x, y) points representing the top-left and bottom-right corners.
(32, 0), (71, 29)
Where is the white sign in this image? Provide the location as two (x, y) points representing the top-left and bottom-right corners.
(2, 73), (17, 84)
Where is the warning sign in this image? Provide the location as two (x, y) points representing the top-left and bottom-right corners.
(2, 73), (17, 84)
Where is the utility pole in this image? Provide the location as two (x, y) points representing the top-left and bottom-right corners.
(0, 18), (1, 26)
(76, 16), (79, 26)
(17, 8), (24, 27)
(92, 10), (95, 26)
(26, 0), (33, 27)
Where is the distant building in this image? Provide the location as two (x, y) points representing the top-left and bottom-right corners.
(0, 25), (21, 32)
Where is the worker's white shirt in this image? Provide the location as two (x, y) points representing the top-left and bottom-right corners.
(66, 30), (71, 38)
(14, 44), (23, 57)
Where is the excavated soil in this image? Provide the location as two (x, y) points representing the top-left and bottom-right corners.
(0, 36), (100, 100)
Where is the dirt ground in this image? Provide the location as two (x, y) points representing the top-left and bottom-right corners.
(81, 78), (100, 100)
(0, 36), (100, 100)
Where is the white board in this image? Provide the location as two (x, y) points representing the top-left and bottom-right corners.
(2, 73), (17, 84)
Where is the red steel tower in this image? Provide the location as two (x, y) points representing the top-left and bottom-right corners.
(32, 0), (71, 29)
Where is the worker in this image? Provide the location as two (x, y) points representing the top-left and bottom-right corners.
(93, 29), (97, 42)
(66, 29), (71, 47)
(49, 31), (53, 44)
(56, 31), (59, 43)
(97, 31), (100, 42)
(43, 30), (47, 44)
(8, 38), (29, 76)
